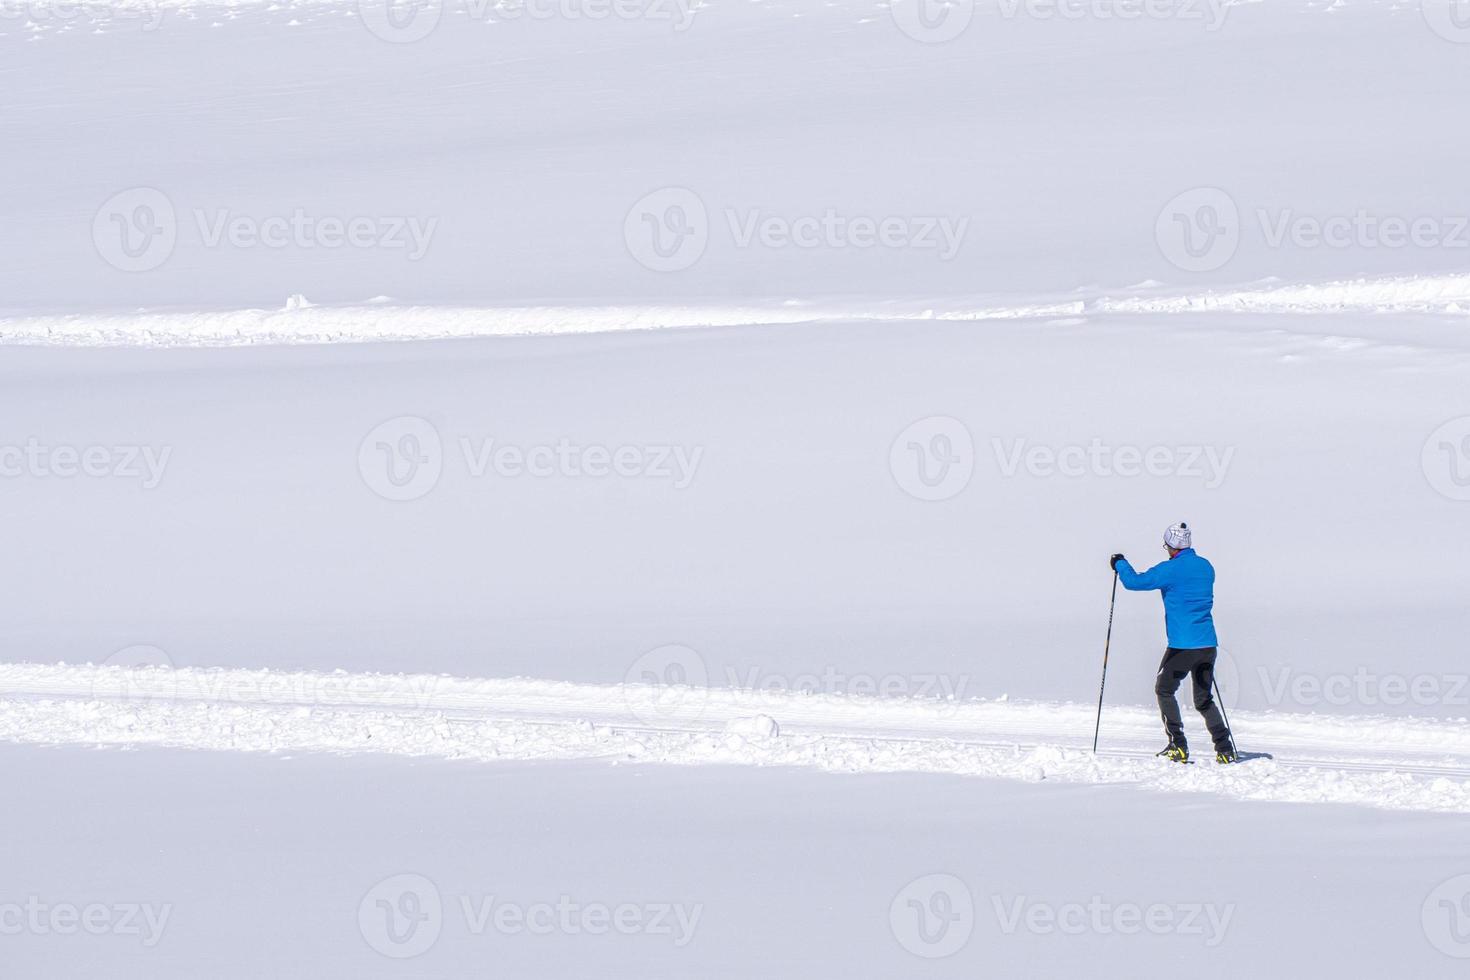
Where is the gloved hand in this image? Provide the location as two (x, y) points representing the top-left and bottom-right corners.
(1110, 553), (1125, 571)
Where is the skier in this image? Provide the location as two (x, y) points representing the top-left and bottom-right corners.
(1110, 522), (1237, 764)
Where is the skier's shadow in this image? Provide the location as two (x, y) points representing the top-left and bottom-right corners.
(1237, 751), (1274, 763)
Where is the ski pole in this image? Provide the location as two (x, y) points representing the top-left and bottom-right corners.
(1092, 570), (1120, 754)
(1212, 673), (1238, 757)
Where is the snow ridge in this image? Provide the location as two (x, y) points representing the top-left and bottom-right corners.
(4, 663), (1468, 813)
(4, 274), (1467, 348)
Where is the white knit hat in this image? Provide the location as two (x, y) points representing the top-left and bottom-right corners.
(1164, 521), (1192, 550)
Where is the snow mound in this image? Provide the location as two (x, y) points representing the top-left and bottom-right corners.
(4, 274), (1468, 348)
(1094, 272), (1470, 316)
(723, 714), (780, 742)
(3, 663), (1469, 814)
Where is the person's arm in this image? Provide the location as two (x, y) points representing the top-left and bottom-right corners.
(1115, 557), (1173, 592)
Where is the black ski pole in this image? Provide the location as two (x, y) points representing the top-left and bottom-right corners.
(1092, 570), (1120, 754)
(1212, 673), (1238, 757)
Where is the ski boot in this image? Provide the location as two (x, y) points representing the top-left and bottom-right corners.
(1156, 743), (1189, 764)
(1215, 748), (1238, 765)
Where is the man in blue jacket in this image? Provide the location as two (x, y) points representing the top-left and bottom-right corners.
(1110, 522), (1237, 764)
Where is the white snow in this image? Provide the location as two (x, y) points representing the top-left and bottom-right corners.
(3, 662), (1468, 812)
(5, 272), (1470, 347)
(7, 0), (1470, 974)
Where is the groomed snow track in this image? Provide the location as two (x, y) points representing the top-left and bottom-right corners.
(3, 663), (1467, 814)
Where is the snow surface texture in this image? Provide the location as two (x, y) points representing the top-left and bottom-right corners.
(7, 0), (1470, 975)
(5, 662), (1470, 813)
(6, 746), (1465, 978)
(4, 312), (1468, 724)
(8, 0), (1470, 314)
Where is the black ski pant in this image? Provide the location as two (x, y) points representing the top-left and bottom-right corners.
(1155, 647), (1233, 754)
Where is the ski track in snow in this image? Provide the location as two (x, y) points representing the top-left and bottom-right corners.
(3, 663), (1468, 814)
(4, 273), (1469, 348)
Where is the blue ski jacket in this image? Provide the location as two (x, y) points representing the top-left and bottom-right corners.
(1116, 548), (1218, 649)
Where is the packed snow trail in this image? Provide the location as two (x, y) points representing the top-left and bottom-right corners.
(3, 663), (1467, 814)
(6, 272), (1470, 348)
